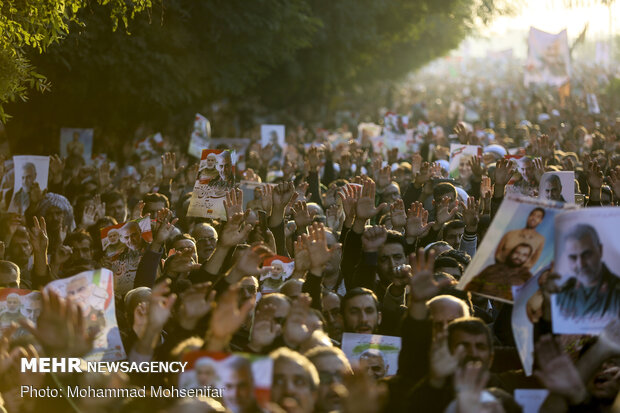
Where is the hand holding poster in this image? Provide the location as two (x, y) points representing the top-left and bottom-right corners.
(43, 269), (126, 361)
(551, 208), (620, 335)
(187, 149), (236, 220)
(341, 333), (401, 379)
(458, 195), (573, 303)
(100, 217), (153, 295)
(8, 155), (49, 214)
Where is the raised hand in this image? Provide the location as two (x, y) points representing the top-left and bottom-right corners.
(390, 199), (407, 231)
(131, 200), (145, 220)
(454, 122), (473, 144)
(80, 203), (97, 229)
(494, 158), (515, 189)
(339, 365), (386, 413)
(224, 188), (244, 220)
(462, 197), (480, 232)
(538, 134), (555, 160)
(411, 153), (422, 175)
(586, 160), (604, 190)
(405, 202), (434, 241)
(455, 361), (491, 413)
(429, 330), (465, 387)
(325, 204), (342, 231)
(272, 181), (297, 211)
(20, 289), (94, 357)
(152, 208), (178, 248)
(362, 226), (387, 253)
(355, 180), (386, 221)
(295, 182), (312, 202)
(307, 146), (321, 171)
(257, 184), (273, 215)
(306, 223), (339, 275)
(376, 165), (392, 190)
(147, 280), (177, 330)
(293, 235), (311, 275)
(0, 324), (37, 378)
(249, 303), (281, 350)
(219, 212), (253, 248)
(227, 242), (274, 284)
(479, 175), (492, 199)
(532, 158), (545, 184)
(242, 168), (261, 183)
(283, 294), (313, 347)
(435, 195), (458, 227)
(49, 154), (65, 184)
(28, 216), (48, 254)
(534, 335), (586, 404)
(206, 284), (254, 348)
(338, 183), (361, 224)
(161, 152), (182, 181)
(292, 200), (313, 231)
(177, 282), (216, 330)
(468, 156), (484, 179)
(414, 162), (431, 187)
(608, 168), (620, 199)
(409, 249), (455, 303)
(387, 148), (399, 165)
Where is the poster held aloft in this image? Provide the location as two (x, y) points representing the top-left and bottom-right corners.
(341, 333), (401, 379)
(524, 27), (570, 87)
(60, 128), (94, 164)
(8, 155), (50, 214)
(187, 149), (236, 221)
(188, 113), (211, 158)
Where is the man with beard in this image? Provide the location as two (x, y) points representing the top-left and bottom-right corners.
(270, 347), (319, 413)
(8, 162), (37, 214)
(407, 317), (502, 412)
(120, 221), (145, 252)
(0, 293), (25, 329)
(220, 355), (261, 413)
(321, 292), (344, 343)
(555, 224), (620, 318)
(465, 243), (534, 301)
(507, 157), (539, 197)
(190, 223), (218, 263)
(540, 173), (566, 202)
(495, 207), (546, 269)
(341, 288), (381, 334)
(359, 349), (389, 380)
(305, 346), (352, 413)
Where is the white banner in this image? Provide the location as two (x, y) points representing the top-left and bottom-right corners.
(524, 27), (570, 87)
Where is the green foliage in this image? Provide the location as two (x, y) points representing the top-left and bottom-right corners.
(3, 0), (510, 149)
(0, 0), (154, 121)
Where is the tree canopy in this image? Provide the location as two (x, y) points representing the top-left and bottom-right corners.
(2, 0), (511, 151)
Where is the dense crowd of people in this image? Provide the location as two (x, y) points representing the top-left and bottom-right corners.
(0, 60), (619, 413)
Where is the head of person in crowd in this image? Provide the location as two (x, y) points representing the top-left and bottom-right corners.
(562, 224), (603, 287)
(432, 182), (458, 212)
(447, 317), (494, 369)
(393, 163), (412, 190)
(341, 287), (381, 334)
(424, 241), (452, 257)
(441, 220), (465, 250)
(270, 347), (319, 413)
(359, 348), (389, 380)
(540, 173), (564, 201)
(6, 226), (32, 269)
(0, 260), (20, 288)
(171, 233), (198, 263)
(36, 193), (75, 234)
(305, 346), (352, 413)
(279, 279), (303, 300)
(482, 145), (507, 166)
(321, 292), (344, 342)
(377, 230), (407, 287)
(142, 192), (170, 217)
(433, 256), (463, 280)
(220, 355), (259, 413)
(380, 182), (401, 204)
(123, 286), (152, 335)
(102, 191), (127, 224)
(190, 222), (218, 263)
(525, 207), (544, 229)
(586, 356), (620, 403)
(427, 295), (470, 339)
(256, 293), (291, 329)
